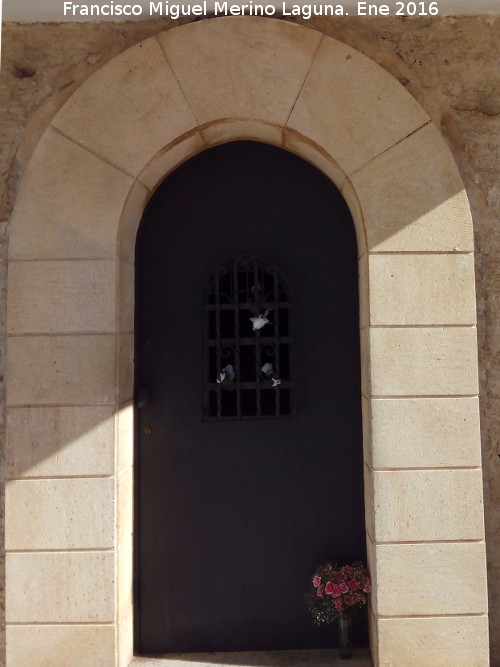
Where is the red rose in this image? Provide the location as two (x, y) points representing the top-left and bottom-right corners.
(339, 582), (348, 594)
(331, 584), (342, 598)
(334, 598), (344, 611)
(317, 585), (324, 598)
(363, 581), (372, 593)
(325, 581), (334, 595)
(348, 579), (359, 591)
(313, 575), (321, 588)
(344, 595), (355, 605)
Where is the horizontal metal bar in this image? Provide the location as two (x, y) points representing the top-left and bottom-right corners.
(205, 302), (290, 311)
(202, 414), (295, 422)
(206, 337), (292, 346)
(207, 381), (294, 390)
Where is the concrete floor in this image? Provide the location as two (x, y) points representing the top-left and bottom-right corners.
(131, 648), (373, 666)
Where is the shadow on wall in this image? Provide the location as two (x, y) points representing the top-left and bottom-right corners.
(6, 405), (118, 480)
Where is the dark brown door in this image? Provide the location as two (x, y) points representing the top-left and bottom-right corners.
(135, 142), (366, 654)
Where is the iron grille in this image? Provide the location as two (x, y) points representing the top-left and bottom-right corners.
(203, 255), (294, 420)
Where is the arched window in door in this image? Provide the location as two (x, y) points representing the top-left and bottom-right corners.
(203, 255), (294, 420)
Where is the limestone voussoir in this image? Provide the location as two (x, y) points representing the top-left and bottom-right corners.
(156, 18), (322, 127)
(51, 35), (197, 176)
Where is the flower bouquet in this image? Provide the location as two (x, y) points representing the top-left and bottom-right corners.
(305, 562), (371, 659)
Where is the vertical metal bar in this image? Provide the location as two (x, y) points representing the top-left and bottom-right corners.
(252, 258), (261, 418)
(233, 259), (241, 418)
(215, 268), (222, 418)
(246, 256), (250, 310)
(273, 266), (281, 416)
(202, 279), (209, 419)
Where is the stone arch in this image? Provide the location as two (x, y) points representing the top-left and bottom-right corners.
(6, 17), (488, 667)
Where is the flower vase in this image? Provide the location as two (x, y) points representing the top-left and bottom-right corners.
(337, 615), (352, 660)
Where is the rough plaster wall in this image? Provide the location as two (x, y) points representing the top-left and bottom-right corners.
(0, 15), (499, 665)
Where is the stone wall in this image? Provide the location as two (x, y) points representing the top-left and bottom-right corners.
(1, 14), (499, 665)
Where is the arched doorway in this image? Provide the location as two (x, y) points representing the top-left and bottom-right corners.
(135, 142), (367, 653)
(5, 17), (487, 666)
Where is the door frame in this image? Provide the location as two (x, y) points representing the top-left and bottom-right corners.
(6, 17), (487, 667)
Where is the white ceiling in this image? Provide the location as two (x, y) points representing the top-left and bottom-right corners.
(3, 0), (500, 22)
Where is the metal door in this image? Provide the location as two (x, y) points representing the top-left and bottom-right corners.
(135, 142), (367, 653)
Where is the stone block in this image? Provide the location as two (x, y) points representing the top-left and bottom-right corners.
(7, 625), (116, 667)
(118, 602), (134, 667)
(9, 129), (132, 260)
(7, 335), (116, 405)
(203, 120), (283, 148)
(118, 260), (134, 334)
(366, 532), (378, 616)
(376, 542), (488, 616)
(368, 605), (378, 667)
(130, 653), (226, 667)
(118, 333), (134, 404)
(6, 478), (114, 550)
(118, 536), (133, 615)
(52, 37), (197, 175)
(158, 17), (321, 125)
(370, 397), (481, 469)
(287, 35), (429, 175)
(360, 328), (371, 399)
(6, 405), (115, 478)
(368, 327), (479, 396)
(359, 253), (369, 327)
(368, 253), (477, 325)
(377, 615), (489, 666)
(351, 123), (474, 252)
(118, 179), (150, 263)
(364, 465), (375, 543)
(342, 178), (367, 257)
(118, 402), (134, 474)
(118, 467), (133, 547)
(6, 552), (115, 622)
(8, 260), (116, 334)
(373, 469), (485, 542)
(361, 396), (372, 466)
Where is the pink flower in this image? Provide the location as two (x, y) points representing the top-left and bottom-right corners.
(363, 581), (372, 593)
(348, 579), (359, 591)
(317, 585), (324, 598)
(344, 595), (355, 606)
(313, 575), (321, 588)
(343, 566), (354, 574)
(339, 582), (349, 594)
(325, 582), (342, 597)
(334, 598), (344, 611)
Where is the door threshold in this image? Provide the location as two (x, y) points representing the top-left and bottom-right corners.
(131, 648), (373, 666)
